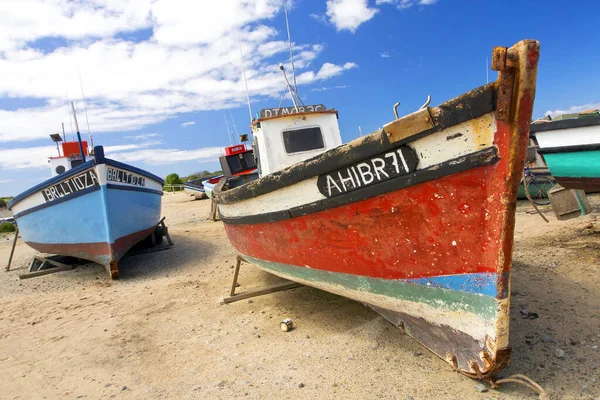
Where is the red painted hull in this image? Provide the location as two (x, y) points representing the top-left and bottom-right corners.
(224, 147), (510, 281)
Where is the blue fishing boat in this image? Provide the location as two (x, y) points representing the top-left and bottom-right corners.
(7, 107), (164, 278)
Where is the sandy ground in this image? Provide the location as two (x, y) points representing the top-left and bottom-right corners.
(0, 192), (598, 400)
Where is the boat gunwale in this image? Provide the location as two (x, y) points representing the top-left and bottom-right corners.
(218, 147), (500, 225)
(537, 143), (600, 154)
(104, 158), (165, 186)
(8, 157), (165, 211)
(530, 114), (600, 133)
(7, 159), (96, 210)
(215, 83), (497, 206)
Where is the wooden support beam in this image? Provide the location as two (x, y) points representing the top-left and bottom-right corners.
(19, 264), (73, 279)
(5, 226), (19, 272)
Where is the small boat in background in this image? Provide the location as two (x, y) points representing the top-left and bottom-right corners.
(531, 110), (600, 192)
(203, 144), (258, 198)
(184, 179), (207, 199)
(7, 106), (164, 279)
(215, 40), (540, 377)
(201, 175), (223, 199)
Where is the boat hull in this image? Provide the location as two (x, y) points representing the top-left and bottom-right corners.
(184, 182), (207, 199)
(540, 150), (600, 191)
(216, 41), (540, 377)
(532, 116), (600, 192)
(8, 155), (164, 278)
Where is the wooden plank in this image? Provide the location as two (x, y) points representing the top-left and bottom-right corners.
(5, 226), (19, 272)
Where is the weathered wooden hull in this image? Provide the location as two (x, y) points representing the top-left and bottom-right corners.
(215, 40), (540, 377)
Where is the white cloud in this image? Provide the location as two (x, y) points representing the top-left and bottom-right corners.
(310, 85), (348, 92)
(544, 103), (600, 117)
(109, 147), (224, 165)
(124, 133), (161, 140)
(0, 0), (357, 144)
(377, 0), (439, 8)
(0, 140), (160, 171)
(0, 146), (56, 170)
(315, 62), (357, 79)
(326, 0), (378, 33)
(380, 51), (391, 58)
(181, 121), (196, 128)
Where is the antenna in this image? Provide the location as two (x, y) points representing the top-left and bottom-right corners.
(66, 89), (74, 140)
(359, 126), (363, 137)
(237, 30), (253, 124)
(279, 64), (298, 111)
(78, 67), (93, 148)
(486, 57), (489, 84)
(61, 122), (66, 141)
(283, 0), (298, 94)
(228, 110), (239, 143)
(223, 112), (233, 145)
(70, 102), (86, 163)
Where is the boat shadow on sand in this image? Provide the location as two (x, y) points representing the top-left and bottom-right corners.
(10, 233), (218, 281)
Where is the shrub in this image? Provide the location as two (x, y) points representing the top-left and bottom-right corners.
(0, 199), (5, 208)
(0, 222), (15, 233)
(164, 173), (183, 192)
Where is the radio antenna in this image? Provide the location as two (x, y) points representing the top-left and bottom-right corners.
(228, 110), (239, 143)
(66, 89), (74, 141)
(283, 0), (298, 95)
(78, 66), (93, 148)
(223, 112), (233, 145)
(237, 30), (253, 125)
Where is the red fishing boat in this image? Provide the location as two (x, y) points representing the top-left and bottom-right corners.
(214, 40), (540, 377)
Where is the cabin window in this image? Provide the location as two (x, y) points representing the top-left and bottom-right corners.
(55, 165), (66, 174)
(242, 151), (257, 169)
(71, 159), (83, 168)
(282, 126), (324, 154)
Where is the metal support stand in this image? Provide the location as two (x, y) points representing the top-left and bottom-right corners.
(19, 255), (78, 279)
(5, 226), (19, 272)
(221, 255), (303, 304)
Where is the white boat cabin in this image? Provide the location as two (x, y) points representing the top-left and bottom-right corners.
(49, 140), (89, 177)
(251, 105), (342, 176)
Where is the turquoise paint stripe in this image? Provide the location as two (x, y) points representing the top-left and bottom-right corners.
(544, 150), (600, 178)
(243, 255), (498, 319)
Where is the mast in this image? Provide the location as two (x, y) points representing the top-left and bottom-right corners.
(283, 0), (298, 94)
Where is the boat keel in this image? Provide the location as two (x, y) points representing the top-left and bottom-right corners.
(369, 304), (509, 378)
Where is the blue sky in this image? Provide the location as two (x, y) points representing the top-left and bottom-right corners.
(1, 0), (599, 196)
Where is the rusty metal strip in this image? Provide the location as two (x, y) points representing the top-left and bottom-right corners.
(382, 107), (435, 143)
